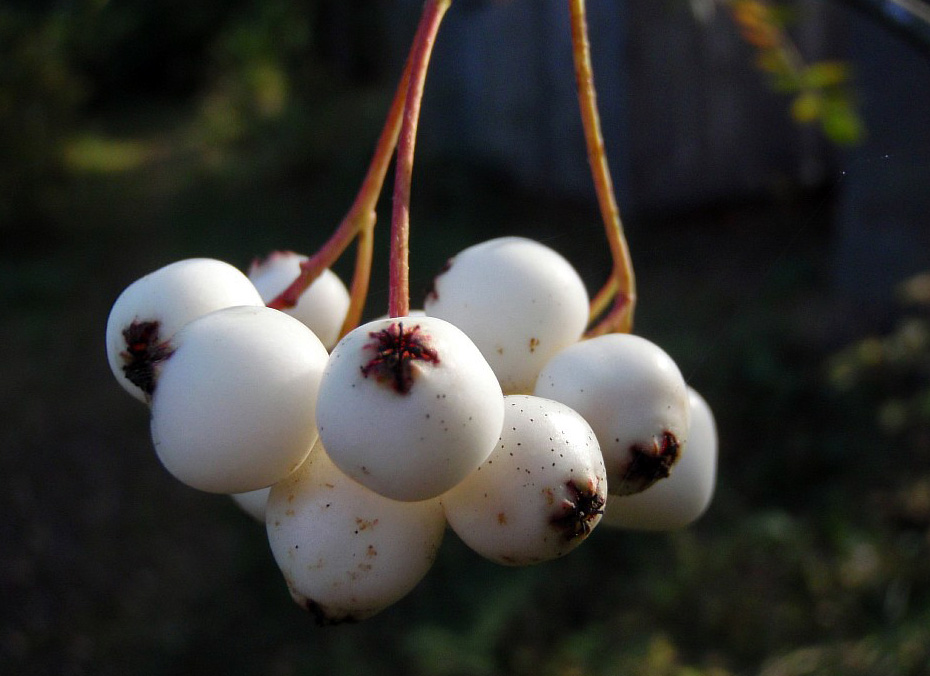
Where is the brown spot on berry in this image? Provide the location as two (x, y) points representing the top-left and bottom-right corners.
(529, 337), (540, 353)
(497, 512), (508, 525)
(550, 479), (605, 541)
(120, 320), (175, 395)
(617, 432), (681, 496)
(426, 258), (454, 302)
(301, 598), (359, 626)
(361, 322), (440, 394)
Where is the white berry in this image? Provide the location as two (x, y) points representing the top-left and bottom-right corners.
(424, 237), (589, 394)
(315, 316), (505, 502)
(150, 305), (329, 494)
(231, 487), (272, 523)
(248, 252), (350, 350)
(441, 395), (606, 566)
(106, 258), (264, 403)
(534, 333), (689, 496)
(266, 441), (446, 624)
(601, 387), (717, 530)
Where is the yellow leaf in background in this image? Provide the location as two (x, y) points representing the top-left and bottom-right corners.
(63, 135), (162, 174)
(756, 51), (790, 75)
(802, 61), (851, 88)
(791, 91), (822, 123)
(732, 0), (771, 30)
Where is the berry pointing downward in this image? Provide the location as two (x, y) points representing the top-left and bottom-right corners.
(361, 322), (440, 393)
(316, 316), (505, 502)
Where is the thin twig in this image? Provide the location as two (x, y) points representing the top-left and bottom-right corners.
(267, 46), (414, 311)
(389, 0), (451, 318)
(569, 0), (637, 335)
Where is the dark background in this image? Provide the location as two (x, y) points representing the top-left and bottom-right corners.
(3, 1), (930, 674)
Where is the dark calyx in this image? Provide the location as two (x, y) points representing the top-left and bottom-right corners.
(619, 431), (681, 496)
(360, 322), (440, 394)
(121, 320), (175, 395)
(551, 479), (605, 541)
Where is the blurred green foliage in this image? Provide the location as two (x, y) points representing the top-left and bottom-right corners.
(728, 0), (865, 146)
(829, 274), (930, 451)
(0, 7), (84, 228)
(0, 0), (388, 233)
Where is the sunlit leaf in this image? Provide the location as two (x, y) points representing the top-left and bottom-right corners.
(791, 91), (822, 123)
(756, 50), (791, 75)
(63, 135), (160, 174)
(801, 61), (851, 88)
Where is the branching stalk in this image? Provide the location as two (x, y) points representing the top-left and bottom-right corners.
(389, 0), (451, 318)
(266, 42), (414, 313)
(339, 212), (375, 338)
(569, 0), (637, 335)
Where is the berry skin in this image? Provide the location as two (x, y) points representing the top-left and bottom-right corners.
(441, 395), (607, 565)
(106, 258), (264, 403)
(150, 305), (329, 494)
(601, 387), (717, 531)
(231, 487), (272, 523)
(266, 441), (446, 625)
(248, 252), (351, 350)
(424, 237), (589, 394)
(534, 333), (690, 496)
(315, 316), (505, 502)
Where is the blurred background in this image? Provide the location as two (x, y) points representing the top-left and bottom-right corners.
(3, 1), (930, 674)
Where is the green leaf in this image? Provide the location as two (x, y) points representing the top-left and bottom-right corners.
(821, 98), (865, 146)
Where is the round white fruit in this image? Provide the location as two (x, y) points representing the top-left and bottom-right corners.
(602, 387), (717, 530)
(441, 395), (607, 566)
(424, 237), (589, 394)
(106, 258), (264, 403)
(315, 316), (505, 502)
(534, 333), (689, 496)
(248, 252), (350, 350)
(266, 441), (446, 624)
(150, 305), (328, 494)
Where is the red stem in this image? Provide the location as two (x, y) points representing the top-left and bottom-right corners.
(389, 0), (451, 318)
(339, 212), (375, 339)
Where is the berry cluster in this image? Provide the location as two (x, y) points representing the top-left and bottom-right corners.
(106, 238), (717, 624)
(105, 0), (721, 627)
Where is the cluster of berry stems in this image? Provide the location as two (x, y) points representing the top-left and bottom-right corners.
(268, 0), (635, 339)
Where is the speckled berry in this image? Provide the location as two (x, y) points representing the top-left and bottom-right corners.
(441, 395), (607, 565)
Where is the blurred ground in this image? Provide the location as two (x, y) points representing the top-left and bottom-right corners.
(3, 9), (930, 675)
